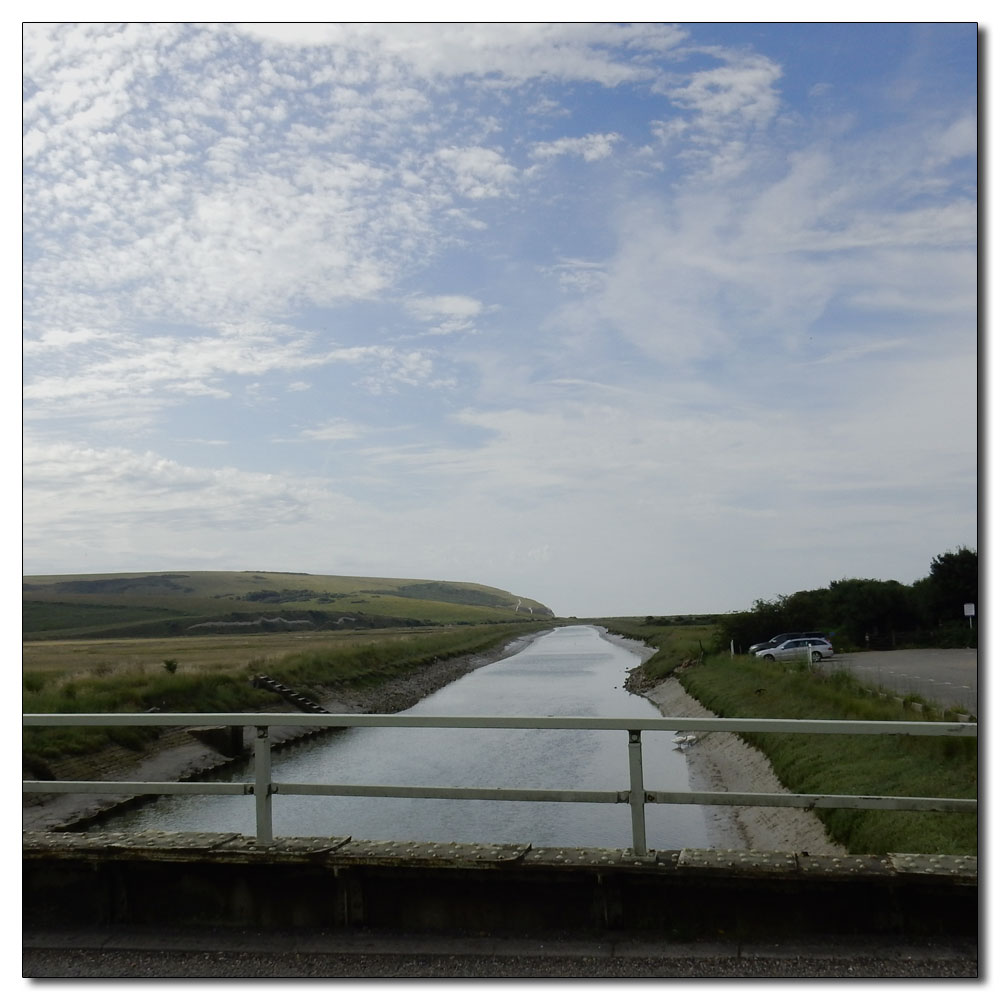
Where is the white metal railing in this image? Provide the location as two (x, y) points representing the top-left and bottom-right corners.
(22, 713), (978, 854)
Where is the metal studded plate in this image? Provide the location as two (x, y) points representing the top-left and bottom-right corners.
(102, 831), (243, 850)
(23, 831), (114, 849)
(524, 846), (625, 866)
(333, 839), (532, 865)
(888, 853), (978, 879)
(795, 854), (893, 877)
(677, 848), (798, 874)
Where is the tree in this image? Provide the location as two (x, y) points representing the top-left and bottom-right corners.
(918, 546), (978, 625)
(824, 578), (920, 647)
(781, 588), (830, 632)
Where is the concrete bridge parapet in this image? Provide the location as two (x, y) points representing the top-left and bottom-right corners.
(22, 832), (977, 942)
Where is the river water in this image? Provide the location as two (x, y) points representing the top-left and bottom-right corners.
(93, 625), (711, 849)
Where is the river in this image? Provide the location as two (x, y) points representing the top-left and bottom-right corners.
(92, 625), (712, 849)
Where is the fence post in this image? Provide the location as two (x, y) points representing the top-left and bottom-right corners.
(254, 726), (273, 845)
(627, 730), (648, 855)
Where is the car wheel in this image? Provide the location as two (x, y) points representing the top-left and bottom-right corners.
(763, 654), (775, 661)
(811, 651), (821, 663)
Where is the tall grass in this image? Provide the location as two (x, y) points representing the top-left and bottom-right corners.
(677, 654), (977, 855)
(595, 620), (717, 682)
(23, 623), (547, 762)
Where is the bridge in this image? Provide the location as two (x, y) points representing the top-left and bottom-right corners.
(23, 712), (978, 942)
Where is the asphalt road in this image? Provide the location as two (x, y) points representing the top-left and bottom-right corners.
(817, 648), (978, 715)
(22, 928), (979, 979)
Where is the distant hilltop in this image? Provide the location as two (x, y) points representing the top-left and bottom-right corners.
(22, 570), (555, 640)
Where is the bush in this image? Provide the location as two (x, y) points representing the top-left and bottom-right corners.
(928, 622), (977, 649)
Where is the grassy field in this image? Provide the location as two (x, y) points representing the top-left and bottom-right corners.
(676, 653), (977, 855)
(22, 628), (473, 677)
(22, 622), (553, 763)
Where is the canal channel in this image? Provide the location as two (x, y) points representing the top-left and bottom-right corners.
(91, 625), (712, 849)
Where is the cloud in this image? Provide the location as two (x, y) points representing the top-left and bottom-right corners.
(301, 420), (367, 442)
(22, 326), (447, 425)
(546, 259), (608, 294)
(435, 146), (518, 199)
(530, 133), (621, 162)
(23, 327), (110, 354)
(403, 294), (489, 336)
(20, 23), (976, 614)
(22, 439), (323, 533)
(234, 22), (687, 86)
(664, 51), (783, 129)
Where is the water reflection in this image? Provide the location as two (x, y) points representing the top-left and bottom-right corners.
(94, 625), (711, 849)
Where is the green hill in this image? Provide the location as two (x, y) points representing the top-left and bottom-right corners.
(22, 570), (556, 640)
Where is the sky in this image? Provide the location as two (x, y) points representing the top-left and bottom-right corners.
(20, 19), (979, 618)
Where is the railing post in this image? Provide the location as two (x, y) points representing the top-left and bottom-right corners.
(254, 726), (273, 846)
(627, 729), (648, 855)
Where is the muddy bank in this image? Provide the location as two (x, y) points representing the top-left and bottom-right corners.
(22, 632), (542, 833)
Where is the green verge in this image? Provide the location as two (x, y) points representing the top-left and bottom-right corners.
(593, 619), (718, 681)
(23, 623), (549, 766)
(676, 653), (977, 856)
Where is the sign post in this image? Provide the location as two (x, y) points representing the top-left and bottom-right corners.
(964, 603), (976, 629)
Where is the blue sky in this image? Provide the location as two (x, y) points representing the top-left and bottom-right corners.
(21, 20), (978, 617)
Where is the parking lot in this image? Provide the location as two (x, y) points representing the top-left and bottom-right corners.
(818, 648), (978, 715)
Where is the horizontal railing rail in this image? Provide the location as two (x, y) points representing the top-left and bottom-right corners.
(23, 713), (977, 853)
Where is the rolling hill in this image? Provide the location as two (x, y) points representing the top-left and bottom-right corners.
(22, 570), (556, 640)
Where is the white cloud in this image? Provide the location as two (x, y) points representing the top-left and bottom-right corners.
(403, 294), (489, 336)
(928, 114), (977, 166)
(665, 52), (783, 130)
(22, 326), (446, 426)
(20, 23), (976, 615)
(435, 146), (518, 199)
(234, 22), (687, 87)
(301, 420), (367, 442)
(405, 295), (484, 321)
(530, 133), (621, 162)
(23, 327), (110, 353)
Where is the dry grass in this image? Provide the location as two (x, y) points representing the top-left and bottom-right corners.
(21, 627), (451, 679)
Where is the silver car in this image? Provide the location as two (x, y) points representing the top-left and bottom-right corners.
(755, 637), (834, 663)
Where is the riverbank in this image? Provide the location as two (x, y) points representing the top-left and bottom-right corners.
(598, 628), (844, 855)
(22, 632), (543, 833)
(24, 626), (844, 855)
(643, 674), (845, 855)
